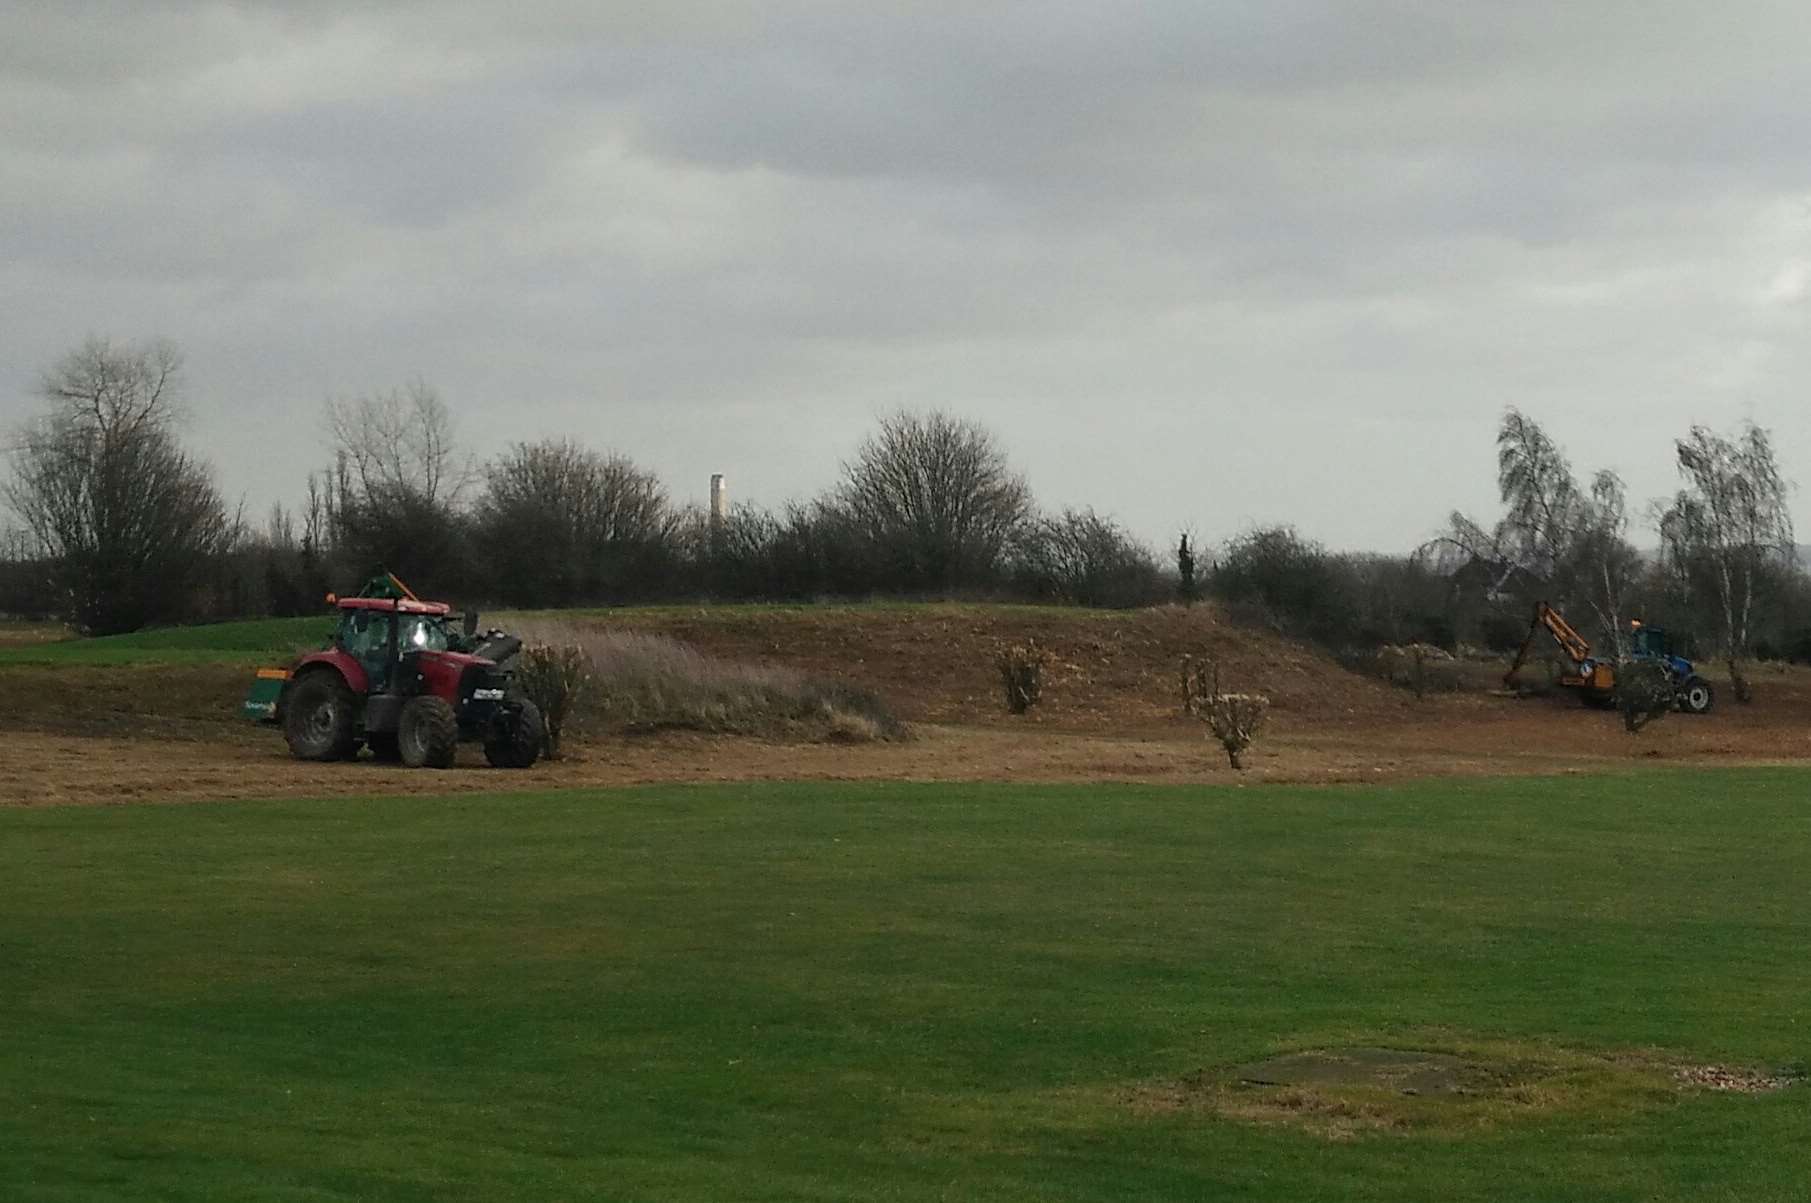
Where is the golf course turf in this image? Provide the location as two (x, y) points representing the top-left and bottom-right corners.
(4, 770), (1808, 1200)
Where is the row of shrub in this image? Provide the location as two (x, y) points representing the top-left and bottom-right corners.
(0, 506), (1171, 623)
(1209, 526), (1811, 667)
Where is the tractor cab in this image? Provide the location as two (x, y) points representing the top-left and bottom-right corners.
(1626, 619), (1713, 713)
(1627, 620), (1698, 682)
(331, 595), (455, 693)
(1628, 622), (1670, 660)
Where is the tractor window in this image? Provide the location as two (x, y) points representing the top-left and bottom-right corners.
(337, 610), (390, 658)
(402, 616), (451, 653)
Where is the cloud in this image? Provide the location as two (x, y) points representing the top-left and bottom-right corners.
(3, 1), (1811, 552)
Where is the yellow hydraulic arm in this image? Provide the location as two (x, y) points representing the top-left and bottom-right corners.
(1503, 601), (1594, 688)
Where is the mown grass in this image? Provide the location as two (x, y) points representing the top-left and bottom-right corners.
(0, 615), (335, 665)
(4, 770), (1810, 1201)
(0, 602), (1118, 666)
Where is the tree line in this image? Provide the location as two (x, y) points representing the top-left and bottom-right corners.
(4, 337), (1806, 696)
(1209, 410), (1806, 699)
(0, 338), (1166, 633)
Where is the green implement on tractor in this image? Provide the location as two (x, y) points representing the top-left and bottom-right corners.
(243, 667), (290, 721)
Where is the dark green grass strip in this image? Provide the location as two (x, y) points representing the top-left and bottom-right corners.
(0, 602), (1118, 666)
(0, 617), (336, 666)
(3, 770), (1809, 1200)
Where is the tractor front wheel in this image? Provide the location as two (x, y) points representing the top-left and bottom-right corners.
(1677, 677), (1715, 715)
(283, 673), (358, 761)
(484, 699), (545, 769)
(399, 696), (459, 768)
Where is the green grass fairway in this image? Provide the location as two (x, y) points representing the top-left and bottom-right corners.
(4, 772), (1809, 1200)
(0, 616), (336, 666)
(0, 602), (1118, 667)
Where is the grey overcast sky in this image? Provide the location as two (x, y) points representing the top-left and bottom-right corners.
(5, 1), (1810, 553)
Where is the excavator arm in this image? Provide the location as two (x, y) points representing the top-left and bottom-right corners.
(1503, 602), (1593, 688)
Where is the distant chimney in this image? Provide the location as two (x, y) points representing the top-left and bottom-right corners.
(709, 473), (727, 529)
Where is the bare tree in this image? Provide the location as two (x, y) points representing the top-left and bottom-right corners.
(1572, 469), (1640, 658)
(326, 378), (472, 508)
(477, 439), (677, 605)
(1658, 422), (1795, 702)
(2, 337), (236, 633)
(0, 523), (53, 618)
(321, 380), (472, 589)
(834, 410), (1031, 592)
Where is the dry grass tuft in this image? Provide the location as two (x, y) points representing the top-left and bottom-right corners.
(1673, 1063), (1803, 1093)
(514, 622), (905, 743)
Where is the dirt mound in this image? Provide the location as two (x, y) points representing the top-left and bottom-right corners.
(10, 602), (1811, 806)
(598, 603), (1407, 730)
(0, 663), (260, 741)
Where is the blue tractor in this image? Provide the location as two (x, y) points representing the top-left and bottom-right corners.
(1505, 603), (1715, 714)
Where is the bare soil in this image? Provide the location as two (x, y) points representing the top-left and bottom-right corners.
(1122, 1041), (1797, 1141)
(6, 603), (1811, 806)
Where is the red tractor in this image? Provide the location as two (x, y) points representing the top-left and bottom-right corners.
(245, 575), (545, 769)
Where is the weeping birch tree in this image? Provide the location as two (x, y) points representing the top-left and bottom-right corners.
(1657, 422), (1795, 702)
(1444, 410), (1639, 653)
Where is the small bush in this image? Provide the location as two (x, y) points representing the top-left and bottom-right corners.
(515, 641), (593, 758)
(1007, 509), (1167, 608)
(996, 640), (1051, 714)
(1618, 660), (1674, 733)
(1211, 526), (1352, 643)
(1180, 655), (1270, 770)
(1364, 643), (1462, 698)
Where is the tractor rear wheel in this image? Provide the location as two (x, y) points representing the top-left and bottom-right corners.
(283, 672), (358, 761)
(1677, 677), (1715, 715)
(398, 696), (459, 768)
(484, 699), (545, 769)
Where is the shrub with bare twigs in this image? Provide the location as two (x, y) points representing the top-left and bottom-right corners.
(996, 640), (1051, 714)
(1180, 654), (1270, 770)
(1617, 660), (1674, 734)
(515, 641), (593, 757)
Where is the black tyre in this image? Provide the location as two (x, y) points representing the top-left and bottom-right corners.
(399, 696), (459, 768)
(1677, 677), (1715, 715)
(484, 699), (545, 769)
(367, 732), (402, 763)
(283, 672), (358, 762)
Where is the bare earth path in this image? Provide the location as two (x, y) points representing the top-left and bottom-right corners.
(9, 692), (1810, 807)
